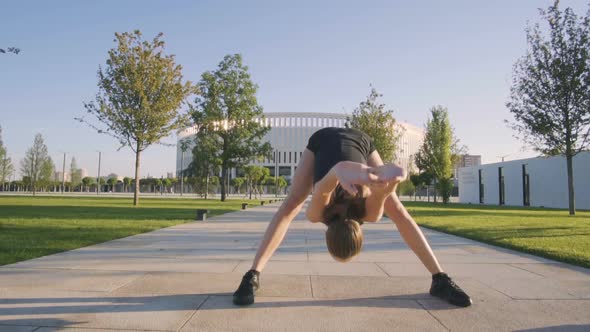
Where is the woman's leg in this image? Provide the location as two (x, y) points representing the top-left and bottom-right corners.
(383, 193), (443, 274)
(234, 150), (315, 305)
(249, 149), (315, 272)
(366, 151), (443, 274)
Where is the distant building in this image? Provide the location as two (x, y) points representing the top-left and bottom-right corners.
(458, 151), (590, 209)
(53, 171), (70, 182)
(459, 154), (482, 168)
(454, 154), (482, 179)
(167, 172), (174, 179)
(105, 173), (124, 182)
(176, 112), (424, 181)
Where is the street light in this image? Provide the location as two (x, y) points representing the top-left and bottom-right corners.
(58, 151), (67, 194)
(274, 149), (278, 197)
(96, 151), (101, 195)
(179, 138), (190, 196)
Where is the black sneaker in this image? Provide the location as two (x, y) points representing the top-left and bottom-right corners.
(430, 272), (472, 307)
(232, 269), (260, 305)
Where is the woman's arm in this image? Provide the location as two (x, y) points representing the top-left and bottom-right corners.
(250, 149), (315, 272)
(305, 166), (338, 223)
(305, 161), (381, 223)
(362, 151), (406, 222)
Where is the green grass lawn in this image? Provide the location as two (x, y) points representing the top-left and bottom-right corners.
(1, 196), (589, 269)
(404, 202), (590, 269)
(0, 195), (261, 266)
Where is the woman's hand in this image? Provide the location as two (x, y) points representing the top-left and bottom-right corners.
(332, 161), (380, 196)
(368, 163), (407, 183)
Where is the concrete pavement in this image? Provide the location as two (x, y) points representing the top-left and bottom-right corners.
(1, 202), (589, 331)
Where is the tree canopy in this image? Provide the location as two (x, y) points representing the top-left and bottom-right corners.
(506, 0), (590, 215)
(415, 106), (454, 203)
(0, 126), (14, 188)
(347, 86), (401, 163)
(20, 134), (51, 195)
(80, 30), (195, 205)
(190, 54), (271, 201)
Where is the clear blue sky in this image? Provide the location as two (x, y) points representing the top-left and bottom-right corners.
(1, 0), (587, 179)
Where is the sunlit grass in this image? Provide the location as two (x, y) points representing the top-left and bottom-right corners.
(0, 195), (261, 266)
(404, 202), (590, 268)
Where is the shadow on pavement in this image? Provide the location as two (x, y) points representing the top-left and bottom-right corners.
(0, 293), (461, 317)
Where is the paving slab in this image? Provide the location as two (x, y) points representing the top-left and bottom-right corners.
(0, 288), (206, 331)
(0, 268), (145, 293)
(233, 260), (388, 276)
(73, 256), (241, 273)
(0, 325), (37, 332)
(0, 202), (589, 331)
(181, 295), (446, 332)
(420, 298), (590, 332)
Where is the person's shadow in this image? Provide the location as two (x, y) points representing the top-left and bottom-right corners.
(0, 292), (457, 316)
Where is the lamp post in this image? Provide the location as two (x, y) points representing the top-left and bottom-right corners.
(61, 152), (66, 193)
(180, 149), (185, 196)
(274, 149), (278, 197)
(96, 151), (101, 195)
(179, 139), (189, 196)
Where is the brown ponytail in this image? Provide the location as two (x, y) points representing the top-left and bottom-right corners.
(323, 184), (366, 262)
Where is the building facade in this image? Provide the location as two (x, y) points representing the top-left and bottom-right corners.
(453, 154), (482, 181)
(176, 112), (424, 182)
(458, 151), (590, 209)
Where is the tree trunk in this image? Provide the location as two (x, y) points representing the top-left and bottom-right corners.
(221, 166), (227, 202)
(205, 174), (209, 200)
(566, 153), (576, 216)
(433, 177), (437, 203)
(133, 149), (141, 206)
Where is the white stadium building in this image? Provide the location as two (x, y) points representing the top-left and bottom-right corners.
(176, 112), (424, 182)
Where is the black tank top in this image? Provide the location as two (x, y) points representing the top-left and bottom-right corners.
(306, 127), (376, 184)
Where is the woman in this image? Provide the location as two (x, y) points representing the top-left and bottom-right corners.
(233, 127), (472, 307)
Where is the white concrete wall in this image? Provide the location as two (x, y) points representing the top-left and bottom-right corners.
(459, 151), (590, 209)
(457, 167), (479, 204)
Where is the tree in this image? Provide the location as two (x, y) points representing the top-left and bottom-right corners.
(347, 86), (402, 163)
(415, 106), (454, 204)
(154, 178), (163, 194)
(38, 157), (55, 192)
(163, 178), (172, 193)
(190, 54), (271, 202)
(123, 177), (132, 193)
(70, 157), (82, 191)
(208, 176), (220, 195)
(396, 178), (416, 197)
(255, 167), (271, 197)
(107, 177), (118, 192)
(0, 126), (14, 191)
(94, 177), (106, 193)
(20, 134), (51, 195)
(276, 176), (288, 195)
(82, 176), (95, 192)
(243, 165), (264, 199)
(187, 134), (221, 199)
(231, 177), (245, 194)
(169, 177), (178, 193)
(506, 1), (590, 215)
(79, 30), (195, 206)
(0, 156), (13, 191)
